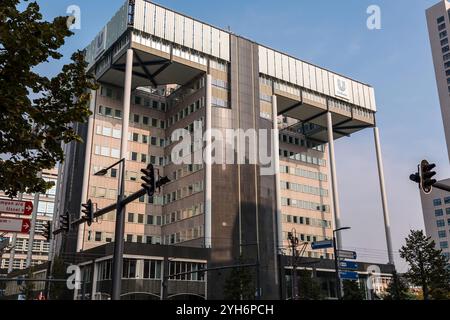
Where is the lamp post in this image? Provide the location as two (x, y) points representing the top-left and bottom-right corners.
(333, 226), (351, 300)
(94, 158), (126, 301)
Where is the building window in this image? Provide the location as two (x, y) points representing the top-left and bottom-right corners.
(143, 260), (162, 279)
(131, 152), (138, 161)
(122, 259), (137, 278)
(434, 198), (442, 206)
(114, 109), (122, 119)
(440, 241), (449, 249)
(126, 235), (133, 242)
(105, 107), (112, 117)
(138, 214), (144, 224)
(438, 16), (445, 24)
(128, 212), (134, 223)
(110, 168), (117, 178)
(134, 96), (142, 105)
(133, 133), (139, 142)
(437, 220), (445, 228)
(438, 230), (447, 238)
(95, 232), (102, 242)
(447, 207), (450, 215)
(133, 114), (140, 123)
(436, 209), (444, 217)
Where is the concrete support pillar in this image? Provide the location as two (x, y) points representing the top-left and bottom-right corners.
(326, 111), (343, 249)
(272, 95), (283, 249)
(120, 49), (133, 167)
(373, 126), (395, 265)
(204, 74), (212, 248)
(76, 89), (97, 252)
(91, 261), (98, 300)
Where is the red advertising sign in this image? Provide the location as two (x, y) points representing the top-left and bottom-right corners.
(0, 217), (31, 234)
(0, 199), (33, 216)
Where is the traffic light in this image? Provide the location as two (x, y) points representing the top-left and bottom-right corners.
(420, 160), (437, 194)
(42, 221), (52, 241)
(155, 175), (171, 191)
(59, 211), (71, 232)
(141, 164), (156, 196)
(82, 199), (94, 226)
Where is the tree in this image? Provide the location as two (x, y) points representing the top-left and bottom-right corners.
(297, 269), (323, 300)
(399, 230), (450, 300)
(223, 257), (255, 300)
(383, 272), (414, 300)
(342, 280), (365, 300)
(0, 0), (97, 197)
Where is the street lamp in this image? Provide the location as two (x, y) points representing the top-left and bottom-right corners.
(333, 226), (351, 300)
(94, 158), (126, 301)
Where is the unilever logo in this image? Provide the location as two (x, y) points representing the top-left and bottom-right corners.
(337, 78), (346, 93)
(334, 76), (349, 100)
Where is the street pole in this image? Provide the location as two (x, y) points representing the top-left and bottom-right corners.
(333, 233), (341, 300)
(111, 159), (126, 301)
(26, 173), (42, 268)
(8, 193), (23, 273)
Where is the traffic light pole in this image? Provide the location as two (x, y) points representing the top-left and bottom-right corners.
(433, 182), (450, 193)
(333, 233), (341, 300)
(111, 159), (126, 301)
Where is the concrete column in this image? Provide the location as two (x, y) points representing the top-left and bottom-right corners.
(373, 126), (395, 265)
(76, 89), (97, 252)
(8, 193), (23, 273)
(91, 261), (98, 300)
(204, 74), (212, 248)
(326, 111), (343, 249)
(272, 95), (283, 249)
(120, 49), (134, 168)
(26, 173), (41, 268)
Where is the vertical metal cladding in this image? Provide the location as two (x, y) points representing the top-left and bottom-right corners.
(206, 35), (278, 299)
(132, 0), (230, 61)
(257, 45), (377, 112)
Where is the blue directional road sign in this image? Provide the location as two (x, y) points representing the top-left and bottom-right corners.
(339, 271), (359, 281)
(311, 239), (333, 250)
(339, 261), (358, 270)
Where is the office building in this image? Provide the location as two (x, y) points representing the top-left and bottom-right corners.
(55, 0), (390, 299)
(423, 0), (450, 260)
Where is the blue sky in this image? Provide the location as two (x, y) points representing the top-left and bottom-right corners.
(32, 0), (448, 270)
